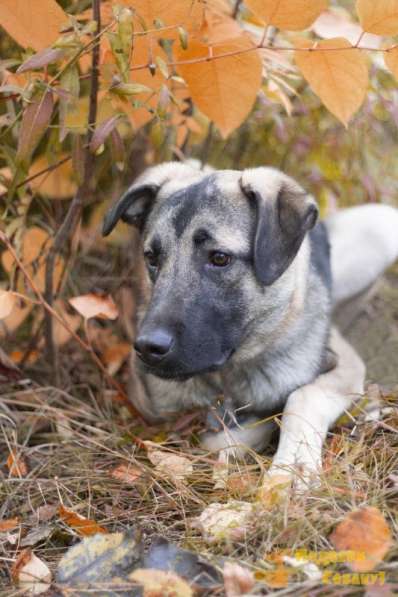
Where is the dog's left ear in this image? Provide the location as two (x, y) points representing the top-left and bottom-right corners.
(240, 168), (318, 285)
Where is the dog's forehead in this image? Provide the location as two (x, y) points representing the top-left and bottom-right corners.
(146, 170), (252, 242)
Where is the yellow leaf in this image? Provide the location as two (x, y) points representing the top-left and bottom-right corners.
(330, 506), (392, 572)
(246, 0), (328, 31)
(0, 0), (69, 51)
(356, 0), (398, 36)
(176, 35), (262, 137)
(294, 38), (368, 126)
(385, 46), (398, 79)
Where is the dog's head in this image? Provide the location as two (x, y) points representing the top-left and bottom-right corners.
(103, 162), (318, 380)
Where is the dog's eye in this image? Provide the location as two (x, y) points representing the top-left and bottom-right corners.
(208, 251), (231, 267)
(144, 250), (159, 268)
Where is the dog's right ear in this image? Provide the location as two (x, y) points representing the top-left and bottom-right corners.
(102, 183), (159, 236)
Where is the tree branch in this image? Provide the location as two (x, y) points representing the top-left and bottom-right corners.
(44, 0), (101, 379)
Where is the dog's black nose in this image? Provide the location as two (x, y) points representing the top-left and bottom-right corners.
(134, 329), (174, 365)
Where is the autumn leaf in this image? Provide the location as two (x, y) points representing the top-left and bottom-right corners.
(29, 155), (77, 199)
(330, 506), (392, 572)
(89, 115), (121, 153)
(12, 549), (51, 595)
(385, 47), (398, 80)
(223, 562), (255, 597)
(17, 48), (65, 73)
(58, 505), (107, 536)
(0, 518), (20, 532)
(129, 569), (193, 597)
(110, 463), (143, 485)
(0, 0), (68, 51)
(176, 34), (262, 137)
(102, 342), (131, 375)
(246, 0), (328, 31)
(69, 293), (119, 320)
(193, 501), (255, 544)
(0, 290), (16, 319)
(146, 444), (193, 483)
(7, 452), (28, 477)
(16, 89), (54, 165)
(356, 0), (398, 36)
(294, 38), (369, 126)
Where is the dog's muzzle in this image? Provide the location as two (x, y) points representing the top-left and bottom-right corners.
(134, 328), (174, 367)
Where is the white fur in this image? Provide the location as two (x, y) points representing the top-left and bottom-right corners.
(326, 204), (398, 305)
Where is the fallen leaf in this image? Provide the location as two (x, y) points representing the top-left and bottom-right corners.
(57, 530), (143, 586)
(102, 342), (131, 375)
(0, 290), (17, 319)
(143, 536), (221, 590)
(69, 293), (119, 320)
(356, 0), (398, 36)
(176, 33), (262, 137)
(130, 569), (193, 596)
(223, 562), (255, 597)
(146, 445), (193, 483)
(0, 0), (68, 51)
(0, 518), (20, 532)
(12, 549), (51, 595)
(7, 452), (28, 477)
(246, 0), (328, 30)
(295, 38), (369, 126)
(58, 505), (107, 536)
(193, 500), (254, 544)
(259, 473), (291, 507)
(110, 463), (143, 485)
(20, 525), (54, 548)
(330, 506), (392, 571)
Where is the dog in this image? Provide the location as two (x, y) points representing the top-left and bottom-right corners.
(103, 162), (398, 482)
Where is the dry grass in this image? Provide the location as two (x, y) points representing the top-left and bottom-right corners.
(1, 372), (397, 596)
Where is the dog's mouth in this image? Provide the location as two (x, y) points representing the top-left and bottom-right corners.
(138, 350), (235, 381)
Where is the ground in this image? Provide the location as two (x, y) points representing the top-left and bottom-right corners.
(1, 272), (397, 596)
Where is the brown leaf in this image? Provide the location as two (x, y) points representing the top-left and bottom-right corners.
(7, 452), (28, 477)
(102, 342), (131, 375)
(12, 548), (51, 595)
(59, 505), (107, 537)
(17, 48), (65, 73)
(223, 562), (255, 597)
(294, 38), (369, 126)
(110, 463), (143, 485)
(16, 89), (54, 165)
(0, 518), (20, 532)
(129, 569), (193, 597)
(89, 115), (121, 153)
(356, 0), (398, 36)
(69, 293), (119, 320)
(330, 506), (392, 571)
(146, 445), (193, 483)
(0, 0), (68, 51)
(246, 0), (328, 31)
(0, 290), (17, 319)
(176, 34), (262, 137)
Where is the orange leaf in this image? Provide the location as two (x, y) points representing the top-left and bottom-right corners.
(69, 293), (119, 320)
(110, 463), (143, 484)
(7, 452), (28, 477)
(29, 156), (77, 200)
(21, 227), (51, 264)
(58, 505), (107, 536)
(0, 290), (17, 319)
(176, 35), (262, 137)
(330, 506), (392, 572)
(102, 342), (131, 375)
(356, 0), (398, 36)
(294, 38), (368, 126)
(0, 0), (69, 51)
(246, 0), (328, 31)
(385, 46), (398, 80)
(0, 517), (20, 532)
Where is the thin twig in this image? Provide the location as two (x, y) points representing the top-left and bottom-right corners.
(232, 0), (242, 19)
(44, 0), (101, 379)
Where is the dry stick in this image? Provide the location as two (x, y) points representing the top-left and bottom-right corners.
(0, 230), (130, 404)
(232, 0), (243, 19)
(44, 0), (101, 380)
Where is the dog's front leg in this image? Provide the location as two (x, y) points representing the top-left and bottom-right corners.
(268, 328), (365, 485)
